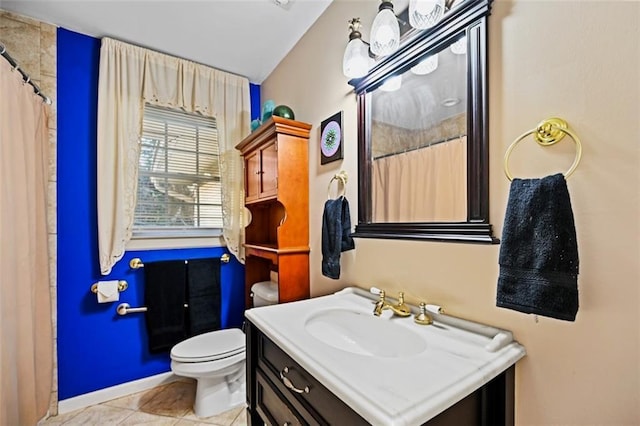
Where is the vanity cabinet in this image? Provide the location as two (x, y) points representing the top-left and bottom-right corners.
(236, 116), (312, 306)
(246, 320), (516, 426)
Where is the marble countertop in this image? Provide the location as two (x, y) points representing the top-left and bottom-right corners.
(245, 287), (526, 426)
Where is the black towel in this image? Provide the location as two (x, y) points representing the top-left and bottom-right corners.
(187, 258), (221, 336)
(144, 260), (187, 353)
(322, 196), (355, 279)
(497, 173), (579, 321)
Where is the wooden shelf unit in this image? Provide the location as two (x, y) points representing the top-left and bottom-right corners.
(236, 116), (312, 306)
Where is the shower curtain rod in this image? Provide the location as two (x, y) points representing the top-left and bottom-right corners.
(0, 41), (51, 105)
(373, 133), (466, 160)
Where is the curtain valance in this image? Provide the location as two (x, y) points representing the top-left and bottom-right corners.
(97, 38), (250, 275)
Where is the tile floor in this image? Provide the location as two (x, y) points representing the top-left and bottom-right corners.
(39, 379), (248, 426)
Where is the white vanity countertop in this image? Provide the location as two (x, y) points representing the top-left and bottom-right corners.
(245, 287), (526, 426)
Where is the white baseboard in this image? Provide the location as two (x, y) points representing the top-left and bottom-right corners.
(58, 372), (179, 414)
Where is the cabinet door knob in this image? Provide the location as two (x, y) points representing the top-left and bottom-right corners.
(255, 170), (262, 175)
(280, 366), (310, 394)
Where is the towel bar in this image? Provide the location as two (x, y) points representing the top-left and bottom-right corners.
(129, 253), (231, 269)
(117, 303), (147, 315)
(117, 302), (189, 315)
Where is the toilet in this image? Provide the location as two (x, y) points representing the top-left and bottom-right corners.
(170, 281), (278, 418)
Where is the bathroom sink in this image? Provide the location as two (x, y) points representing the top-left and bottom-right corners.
(246, 287), (526, 426)
(304, 309), (427, 358)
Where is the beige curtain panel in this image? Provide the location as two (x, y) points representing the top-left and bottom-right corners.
(372, 136), (467, 222)
(0, 59), (53, 425)
(97, 38), (251, 275)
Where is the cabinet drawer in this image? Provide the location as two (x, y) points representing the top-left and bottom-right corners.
(258, 333), (368, 425)
(256, 371), (304, 426)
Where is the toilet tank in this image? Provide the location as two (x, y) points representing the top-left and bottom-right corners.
(251, 281), (279, 307)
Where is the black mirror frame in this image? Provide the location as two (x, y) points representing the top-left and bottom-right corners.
(349, 0), (498, 244)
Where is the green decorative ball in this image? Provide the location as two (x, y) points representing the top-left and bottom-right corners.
(272, 105), (295, 120)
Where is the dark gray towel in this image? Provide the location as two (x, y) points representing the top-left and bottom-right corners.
(322, 196), (355, 279)
(187, 258), (221, 336)
(497, 173), (579, 321)
(144, 260), (187, 353)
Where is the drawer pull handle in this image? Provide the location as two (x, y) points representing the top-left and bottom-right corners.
(280, 367), (310, 394)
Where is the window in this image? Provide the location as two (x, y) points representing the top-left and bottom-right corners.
(133, 104), (222, 238)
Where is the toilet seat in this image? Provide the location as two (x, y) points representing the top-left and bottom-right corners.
(171, 328), (245, 363)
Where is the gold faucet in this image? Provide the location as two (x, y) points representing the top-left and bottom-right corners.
(373, 290), (412, 317)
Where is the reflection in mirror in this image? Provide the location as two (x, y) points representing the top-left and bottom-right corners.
(371, 35), (467, 222)
(350, 0), (497, 243)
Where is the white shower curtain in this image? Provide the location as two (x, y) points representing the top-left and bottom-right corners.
(0, 59), (53, 425)
(372, 136), (468, 222)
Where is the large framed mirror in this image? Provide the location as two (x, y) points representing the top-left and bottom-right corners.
(349, 0), (498, 243)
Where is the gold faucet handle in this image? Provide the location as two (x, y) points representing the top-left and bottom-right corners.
(370, 287), (386, 302)
(414, 302), (433, 325)
(370, 287), (385, 299)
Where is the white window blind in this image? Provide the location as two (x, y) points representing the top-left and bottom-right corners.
(134, 104), (222, 237)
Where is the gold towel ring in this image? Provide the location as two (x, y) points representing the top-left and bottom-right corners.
(327, 171), (348, 200)
(504, 117), (582, 181)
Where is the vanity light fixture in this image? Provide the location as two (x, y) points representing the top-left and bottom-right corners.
(342, 0), (451, 78)
(411, 53), (439, 75)
(450, 36), (467, 54)
(343, 18), (372, 79)
(409, 0), (446, 29)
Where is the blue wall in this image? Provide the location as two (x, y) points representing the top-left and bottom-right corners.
(250, 83), (261, 121)
(57, 28), (254, 400)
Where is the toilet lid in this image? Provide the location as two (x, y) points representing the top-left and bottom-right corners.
(171, 328), (245, 363)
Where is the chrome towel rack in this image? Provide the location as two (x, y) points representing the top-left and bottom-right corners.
(117, 303), (148, 315)
(503, 117), (582, 181)
(117, 302), (189, 316)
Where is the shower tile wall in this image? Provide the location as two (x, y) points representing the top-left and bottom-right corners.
(0, 9), (58, 416)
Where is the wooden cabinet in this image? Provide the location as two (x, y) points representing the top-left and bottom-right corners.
(246, 321), (516, 426)
(245, 141), (278, 202)
(236, 116), (312, 306)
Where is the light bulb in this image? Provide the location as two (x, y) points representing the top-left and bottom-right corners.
(370, 2), (400, 56)
(409, 0), (445, 30)
(411, 53), (438, 75)
(451, 36), (467, 54)
(415, 0), (437, 14)
(343, 18), (371, 79)
(379, 75), (402, 92)
(343, 38), (371, 79)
